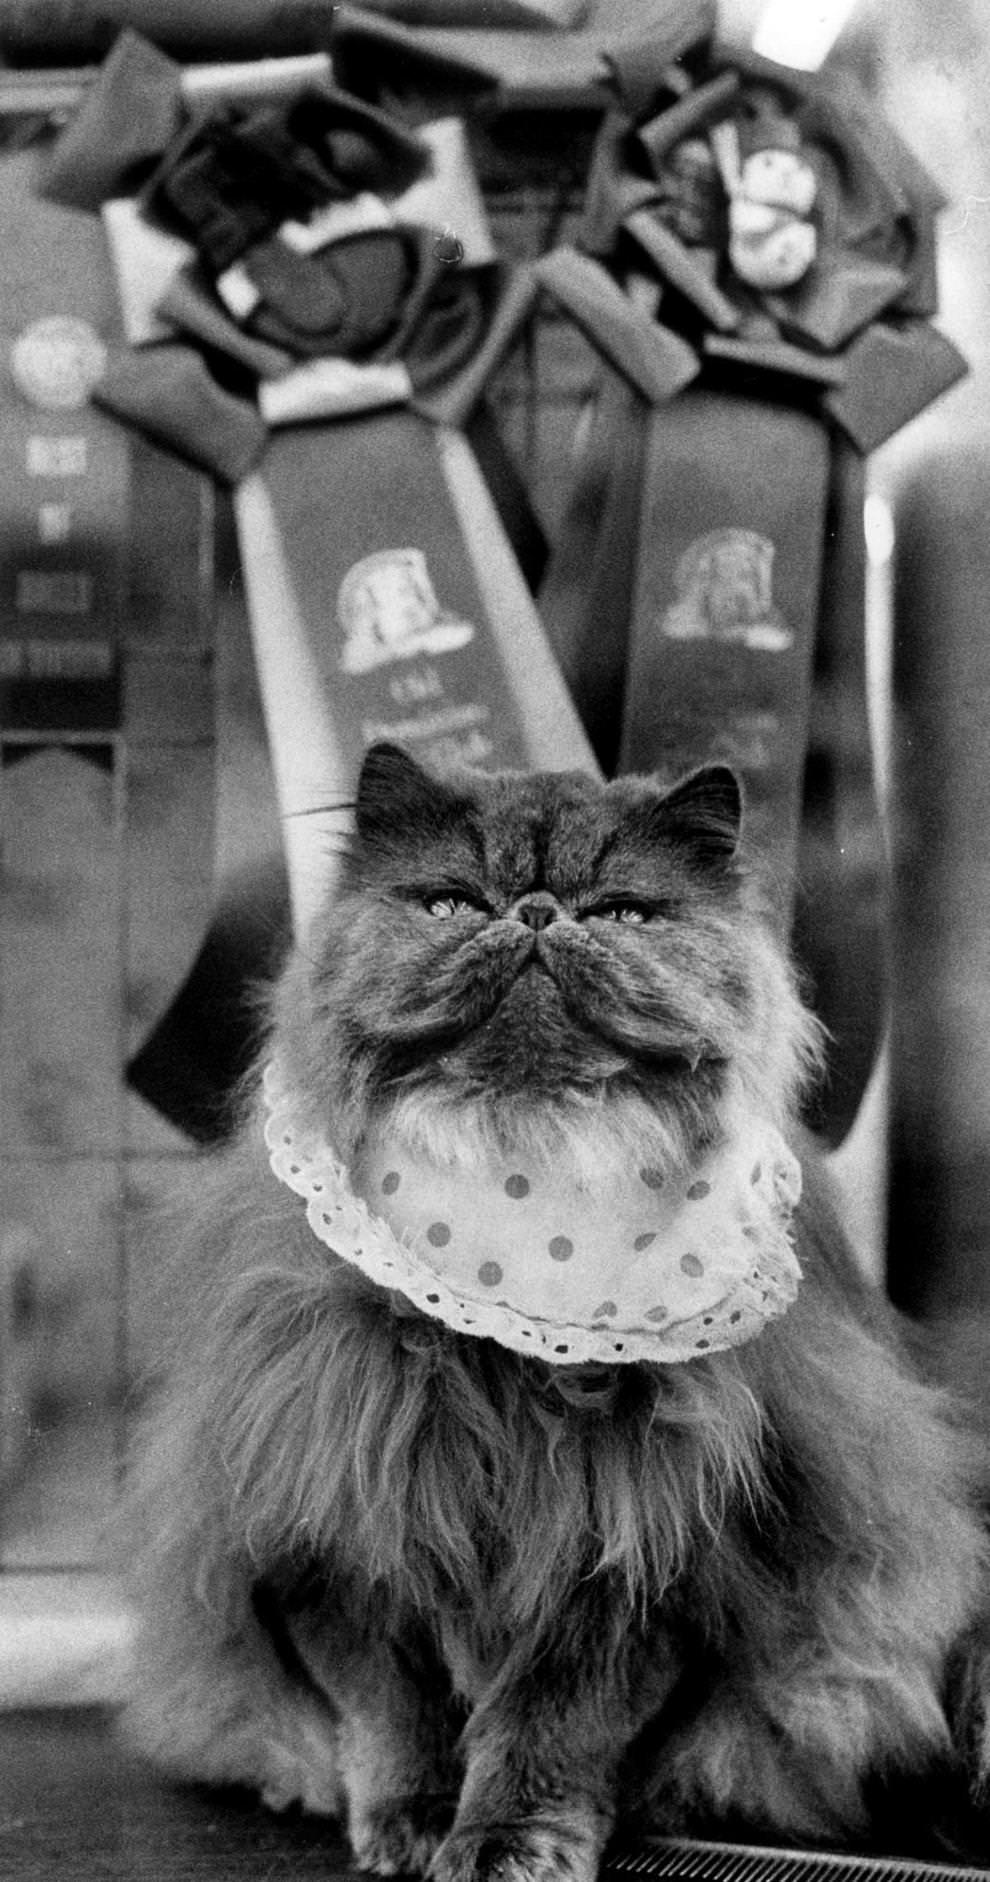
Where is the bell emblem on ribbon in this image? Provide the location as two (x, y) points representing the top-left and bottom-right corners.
(661, 528), (793, 653)
(337, 547), (476, 674)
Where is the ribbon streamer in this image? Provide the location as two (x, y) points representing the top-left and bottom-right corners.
(536, 32), (968, 1143)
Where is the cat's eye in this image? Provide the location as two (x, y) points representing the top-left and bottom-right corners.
(592, 901), (650, 925)
(424, 894), (484, 920)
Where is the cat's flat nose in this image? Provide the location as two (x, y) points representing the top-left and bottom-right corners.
(511, 893), (559, 932)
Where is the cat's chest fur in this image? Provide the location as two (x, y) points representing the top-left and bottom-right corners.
(232, 1182), (773, 1647)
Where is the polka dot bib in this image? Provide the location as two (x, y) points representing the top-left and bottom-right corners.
(262, 1063), (803, 1366)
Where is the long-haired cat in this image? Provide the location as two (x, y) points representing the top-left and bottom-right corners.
(123, 741), (990, 1877)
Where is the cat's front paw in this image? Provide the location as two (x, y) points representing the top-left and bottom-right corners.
(429, 1815), (602, 1882)
(350, 1794), (457, 1876)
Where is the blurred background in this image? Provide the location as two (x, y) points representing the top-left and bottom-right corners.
(0, 0), (988, 1707)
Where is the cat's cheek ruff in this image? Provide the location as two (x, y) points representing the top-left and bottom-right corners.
(336, 924), (536, 1050)
(275, 868), (820, 1176)
(538, 916), (754, 1046)
(261, 1061), (803, 1370)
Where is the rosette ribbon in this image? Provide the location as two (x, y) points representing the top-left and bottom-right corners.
(581, 45), (965, 448)
(531, 39), (968, 1143)
(31, 30), (600, 1138)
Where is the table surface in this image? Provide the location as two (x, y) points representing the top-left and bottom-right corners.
(0, 1708), (353, 1882)
(1, 1709), (987, 1882)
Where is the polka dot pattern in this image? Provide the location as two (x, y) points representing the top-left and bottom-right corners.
(263, 1060), (803, 1370)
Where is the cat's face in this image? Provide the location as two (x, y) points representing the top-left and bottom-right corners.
(278, 744), (818, 1164)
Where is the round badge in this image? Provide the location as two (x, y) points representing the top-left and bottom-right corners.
(10, 316), (108, 411)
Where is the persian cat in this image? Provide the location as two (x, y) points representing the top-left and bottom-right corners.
(124, 741), (989, 1877)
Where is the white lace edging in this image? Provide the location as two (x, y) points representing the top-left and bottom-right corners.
(261, 1063), (801, 1367)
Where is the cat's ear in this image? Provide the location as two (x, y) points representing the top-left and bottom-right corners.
(355, 741), (457, 848)
(654, 764), (742, 869)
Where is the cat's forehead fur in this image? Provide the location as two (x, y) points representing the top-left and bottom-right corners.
(352, 747), (731, 902)
(458, 768), (626, 897)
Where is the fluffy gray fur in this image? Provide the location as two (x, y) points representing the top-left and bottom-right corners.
(122, 744), (990, 1880)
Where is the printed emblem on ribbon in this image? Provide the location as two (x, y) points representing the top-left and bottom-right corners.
(337, 547), (476, 674)
(661, 528), (793, 652)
